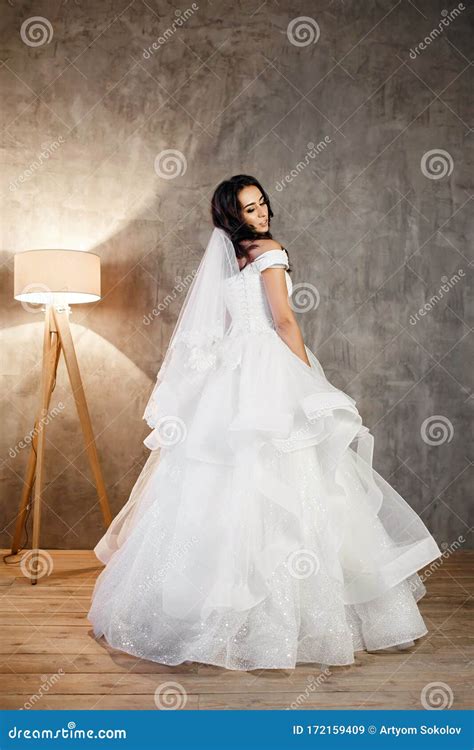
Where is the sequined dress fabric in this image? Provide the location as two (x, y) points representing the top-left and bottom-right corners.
(88, 249), (442, 670)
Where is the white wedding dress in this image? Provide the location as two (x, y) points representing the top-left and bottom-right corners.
(88, 248), (442, 670)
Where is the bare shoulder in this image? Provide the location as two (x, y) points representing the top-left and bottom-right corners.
(246, 238), (283, 261)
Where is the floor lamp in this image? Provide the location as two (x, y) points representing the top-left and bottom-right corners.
(10, 249), (112, 584)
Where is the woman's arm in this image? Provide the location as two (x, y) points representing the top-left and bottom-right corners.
(260, 267), (311, 368)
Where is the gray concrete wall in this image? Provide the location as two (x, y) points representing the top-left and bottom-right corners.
(1, 0), (472, 552)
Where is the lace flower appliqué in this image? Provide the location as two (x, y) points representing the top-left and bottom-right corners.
(188, 346), (217, 372)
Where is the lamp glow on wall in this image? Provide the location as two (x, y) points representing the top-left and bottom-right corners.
(11, 249), (112, 584)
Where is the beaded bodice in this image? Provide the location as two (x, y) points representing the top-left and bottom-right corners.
(223, 249), (293, 335)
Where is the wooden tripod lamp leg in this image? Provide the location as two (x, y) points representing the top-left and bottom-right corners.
(11, 308), (61, 557)
(30, 307), (61, 585)
(10, 304), (112, 585)
(52, 307), (112, 528)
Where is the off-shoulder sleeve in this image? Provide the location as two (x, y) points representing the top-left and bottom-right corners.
(253, 248), (289, 273)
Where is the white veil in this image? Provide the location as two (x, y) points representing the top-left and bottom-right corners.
(143, 227), (240, 447)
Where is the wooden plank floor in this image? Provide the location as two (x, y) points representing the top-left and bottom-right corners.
(0, 549), (472, 710)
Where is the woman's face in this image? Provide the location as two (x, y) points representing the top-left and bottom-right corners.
(238, 185), (269, 233)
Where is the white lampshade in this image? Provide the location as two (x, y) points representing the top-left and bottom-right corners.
(14, 249), (101, 305)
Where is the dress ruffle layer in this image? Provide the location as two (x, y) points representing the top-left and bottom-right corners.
(88, 329), (441, 669)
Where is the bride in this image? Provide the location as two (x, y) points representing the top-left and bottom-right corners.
(88, 174), (442, 671)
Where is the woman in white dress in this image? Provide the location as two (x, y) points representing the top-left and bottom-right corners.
(88, 174), (442, 671)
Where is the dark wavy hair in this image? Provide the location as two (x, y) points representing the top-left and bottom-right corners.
(211, 175), (289, 269)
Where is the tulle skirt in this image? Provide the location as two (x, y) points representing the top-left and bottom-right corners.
(88, 328), (442, 670)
